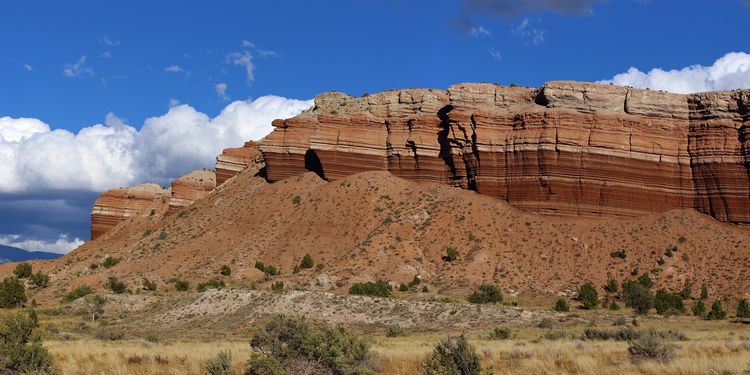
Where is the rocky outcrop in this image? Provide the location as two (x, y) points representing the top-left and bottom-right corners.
(260, 81), (750, 223)
(91, 183), (170, 239)
(168, 170), (216, 215)
(215, 141), (264, 186)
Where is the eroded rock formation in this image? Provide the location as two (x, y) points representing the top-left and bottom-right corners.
(168, 170), (216, 215)
(260, 81), (750, 223)
(215, 141), (264, 186)
(91, 183), (170, 239)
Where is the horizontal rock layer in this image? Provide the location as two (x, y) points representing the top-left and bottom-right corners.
(91, 183), (170, 239)
(260, 81), (750, 223)
(215, 141), (265, 186)
(168, 170), (216, 215)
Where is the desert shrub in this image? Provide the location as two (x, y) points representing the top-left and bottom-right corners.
(488, 327), (510, 340)
(408, 275), (421, 287)
(270, 281), (284, 292)
(654, 289), (685, 315)
(399, 283), (409, 292)
(0, 313), (56, 374)
(220, 265), (231, 276)
(13, 263), (33, 279)
(197, 279), (225, 292)
(245, 315), (378, 375)
(577, 282), (598, 310)
(205, 350), (232, 375)
(610, 250), (626, 259)
(172, 279), (190, 292)
(61, 286), (92, 303)
(254, 260), (266, 272)
(627, 332), (675, 363)
(102, 256), (121, 269)
(255, 261), (278, 278)
(418, 335), (482, 375)
(553, 298), (570, 312)
(442, 247), (459, 262)
(582, 327), (640, 341)
(106, 276), (126, 294)
(679, 280), (693, 300)
(0, 277), (27, 308)
(349, 280), (392, 298)
(700, 284), (708, 300)
(637, 274), (654, 289)
(467, 284), (502, 304)
(386, 326), (405, 337)
(542, 331), (569, 341)
(95, 327), (124, 341)
(692, 300), (706, 318)
(158, 230), (167, 240)
(622, 280), (653, 315)
(292, 195), (301, 205)
(707, 300), (726, 320)
(292, 265), (300, 274)
(300, 253), (314, 269)
(30, 272), (50, 288)
(737, 299), (750, 318)
(421, 286), (429, 293)
(142, 278), (157, 291)
(603, 278), (618, 295)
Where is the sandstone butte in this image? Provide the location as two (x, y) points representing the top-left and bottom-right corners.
(167, 169), (216, 215)
(90, 81), (750, 240)
(90, 183), (170, 239)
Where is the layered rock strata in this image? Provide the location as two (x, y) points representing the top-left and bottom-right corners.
(91, 184), (170, 239)
(260, 81), (750, 223)
(215, 141), (264, 186)
(168, 170), (216, 215)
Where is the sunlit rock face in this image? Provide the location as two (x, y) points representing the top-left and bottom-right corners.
(91, 183), (170, 239)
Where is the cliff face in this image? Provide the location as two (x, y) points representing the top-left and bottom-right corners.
(260, 81), (750, 223)
(168, 170), (216, 215)
(215, 141), (264, 186)
(91, 183), (170, 239)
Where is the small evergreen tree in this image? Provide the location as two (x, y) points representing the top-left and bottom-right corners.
(106, 276), (126, 294)
(737, 299), (750, 319)
(553, 298), (570, 312)
(654, 289), (685, 315)
(467, 284), (503, 304)
(29, 272), (50, 288)
(700, 284), (709, 300)
(13, 263), (33, 279)
(707, 300), (726, 320)
(622, 280), (653, 315)
(219, 265), (231, 276)
(0, 313), (55, 373)
(692, 300), (706, 318)
(418, 335), (483, 375)
(300, 253), (314, 269)
(442, 247), (459, 262)
(577, 282), (598, 310)
(637, 274), (654, 289)
(0, 276), (27, 308)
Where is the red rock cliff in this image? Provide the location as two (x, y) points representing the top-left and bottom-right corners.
(91, 183), (170, 239)
(215, 141), (264, 186)
(168, 170), (216, 215)
(259, 81), (750, 223)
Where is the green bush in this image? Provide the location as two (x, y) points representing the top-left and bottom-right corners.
(553, 298), (570, 312)
(106, 276), (126, 294)
(653, 289), (685, 315)
(142, 278), (157, 291)
(245, 315), (378, 375)
(61, 286), (92, 303)
(582, 327), (640, 341)
(637, 274), (653, 289)
(102, 256), (121, 269)
(418, 335), (482, 375)
(609, 301), (621, 311)
(0, 276), (27, 308)
(700, 284), (708, 300)
(603, 278), (618, 295)
(386, 326), (405, 337)
(270, 281), (284, 292)
(399, 283), (409, 292)
(30, 272), (50, 288)
(349, 280), (392, 298)
(173, 279), (190, 292)
(627, 332), (675, 363)
(610, 250), (626, 259)
(442, 247), (459, 262)
(13, 263), (33, 279)
(577, 282), (598, 310)
(205, 350), (232, 375)
(706, 301), (726, 320)
(0, 313), (56, 374)
(622, 280), (653, 315)
(692, 300), (706, 318)
(219, 265), (232, 276)
(737, 299), (750, 318)
(197, 279), (226, 292)
(488, 327), (510, 340)
(300, 253), (314, 269)
(408, 276), (421, 287)
(678, 280), (693, 300)
(467, 284), (502, 304)
(292, 265), (300, 274)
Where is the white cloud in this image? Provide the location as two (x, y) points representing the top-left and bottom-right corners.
(226, 51), (255, 82)
(23, 64), (33, 72)
(215, 83), (229, 100)
(168, 98), (181, 107)
(599, 52), (750, 94)
(0, 234), (83, 254)
(514, 18), (545, 45)
(164, 65), (185, 73)
(470, 25), (492, 37)
(101, 51), (112, 59)
(242, 40), (255, 48)
(63, 56), (94, 77)
(0, 96), (313, 193)
(487, 48), (502, 61)
(101, 35), (120, 47)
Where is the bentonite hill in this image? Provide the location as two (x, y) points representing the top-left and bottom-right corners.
(6, 81), (749, 305)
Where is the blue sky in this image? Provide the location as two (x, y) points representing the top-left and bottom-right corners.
(1, 0), (749, 253)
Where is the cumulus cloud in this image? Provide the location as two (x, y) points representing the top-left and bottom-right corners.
(63, 56), (94, 77)
(226, 51), (255, 82)
(215, 83), (229, 100)
(0, 96), (313, 194)
(599, 52), (750, 94)
(0, 234), (83, 254)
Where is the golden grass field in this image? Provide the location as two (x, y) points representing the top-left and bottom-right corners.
(40, 316), (750, 375)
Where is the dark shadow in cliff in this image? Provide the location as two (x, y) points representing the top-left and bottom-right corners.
(437, 105), (458, 182)
(304, 149), (326, 180)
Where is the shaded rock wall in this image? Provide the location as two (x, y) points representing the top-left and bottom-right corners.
(260, 81), (750, 223)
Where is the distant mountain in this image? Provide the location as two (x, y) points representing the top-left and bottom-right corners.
(0, 244), (61, 264)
